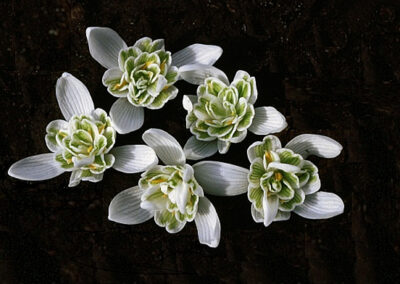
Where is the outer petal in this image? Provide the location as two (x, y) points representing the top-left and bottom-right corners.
(102, 68), (127, 97)
(263, 194), (279, 227)
(182, 95), (198, 112)
(285, 134), (343, 159)
(172, 44), (222, 67)
(110, 98), (144, 134)
(192, 161), (249, 196)
(194, 196), (221, 248)
(293, 191), (344, 219)
(183, 137), (218, 160)
(142, 128), (186, 166)
(111, 145), (158, 173)
(56, 73), (95, 120)
(178, 64), (229, 85)
(86, 27), (127, 69)
(251, 204), (264, 223)
(8, 153), (64, 181)
(248, 106), (287, 135)
(108, 186), (154, 225)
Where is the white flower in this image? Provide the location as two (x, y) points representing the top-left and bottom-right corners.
(86, 27), (223, 134)
(182, 70), (287, 160)
(108, 129), (221, 248)
(190, 134), (344, 226)
(8, 73), (158, 187)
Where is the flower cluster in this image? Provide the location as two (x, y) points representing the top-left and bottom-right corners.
(8, 26), (345, 248)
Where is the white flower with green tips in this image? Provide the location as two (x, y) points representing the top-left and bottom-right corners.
(191, 134), (344, 227)
(182, 70), (287, 160)
(86, 27), (223, 134)
(108, 128), (221, 248)
(8, 73), (158, 187)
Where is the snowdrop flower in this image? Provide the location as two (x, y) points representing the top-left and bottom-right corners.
(108, 129), (221, 247)
(86, 27), (223, 134)
(191, 134), (344, 227)
(182, 70), (287, 160)
(8, 73), (158, 187)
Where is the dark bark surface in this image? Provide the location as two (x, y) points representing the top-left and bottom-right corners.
(1, 0), (399, 283)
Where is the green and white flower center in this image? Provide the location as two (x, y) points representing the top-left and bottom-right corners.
(103, 37), (179, 110)
(248, 139), (319, 215)
(45, 109), (116, 176)
(139, 164), (204, 233)
(185, 71), (257, 153)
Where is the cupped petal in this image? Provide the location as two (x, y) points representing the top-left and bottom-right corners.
(108, 186), (154, 225)
(182, 95), (198, 112)
(102, 68), (127, 97)
(192, 161), (249, 196)
(301, 175), (321, 195)
(285, 134), (343, 159)
(142, 128), (186, 166)
(263, 194), (279, 227)
(293, 191), (344, 219)
(172, 44), (222, 67)
(86, 27), (127, 69)
(8, 153), (64, 181)
(247, 135), (282, 163)
(183, 137), (218, 160)
(56, 73), (95, 120)
(267, 162), (301, 173)
(110, 98), (144, 134)
(248, 106), (287, 135)
(178, 64), (229, 85)
(194, 196), (221, 248)
(111, 145), (158, 173)
(251, 204), (264, 223)
(45, 119), (68, 152)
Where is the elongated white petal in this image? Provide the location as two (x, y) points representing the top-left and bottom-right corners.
(285, 134), (343, 159)
(267, 162), (301, 173)
(110, 98), (144, 134)
(56, 73), (95, 120)
(183, 137), (218, 160)
(193, 161), (249, 196)
(111, 145), (158, 173)
(263, 194), (279, 227)
(86, 27), (127, 69)
(182, 95), (198, 112)
(194, 197), (221, 248)
(248, 106), (287, 135)
(142, 128), (186, 166)
(8, 153), (64, 181)
(293, 191), (344, 219)
(108, 186), (154, 225)
(172, 44), (222, 67)
(179, 64), (229, 85)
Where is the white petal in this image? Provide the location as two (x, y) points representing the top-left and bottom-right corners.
(182, 164), (194, 183)
(263, 194), (279, 227)
(285, 134), (343, 159)
(68, 170), (82, 187)
(86, 27), (127, 69)
(110, 98), (144, 134)
(8, 153), (64, 181)
(45, 119), (68, 152)
(183, 137), (218, 160)
(142, 128), (185, 166)
(248, 106), (287, 135)
(267, 162), (301, 173)
(108, 186), (154, 225)
(192, 161), (249, 196)
(111, 145), (158, 173)
(182, 95), (197, 112)
(102, 68), (127, 97)
(302, 175), (321, 195)
(247, 135), (282, 163)
(178, 64), (229, 85)
(274, 211), (291, 222)
(172, 44), (222, 67)
(72, 155), (95, 168)
(56, 73), (95, 120)
(251, 204), (264, 223)
(194, 197), (221, 248)
(293, 191), (344, 219)
(175, 182), (189, 214)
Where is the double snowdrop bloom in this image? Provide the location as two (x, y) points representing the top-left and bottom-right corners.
(8, 73), (158, 187)
(108, 129), (221, 247)
(86, 27), (223, 134)
(182, 70), (287, 160)
(191, 134), (344, 226)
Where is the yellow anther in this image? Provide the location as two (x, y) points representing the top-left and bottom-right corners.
(112, 80), (128, 91)
(89, 164), (97, 170)
(162, 85), (169, 91)
(66, 158), (72, 164)
(226, 119), (234, 125)
(264, 151), (273, 163)
(87, 145), (93, 153)
(160, 61), (166, 73)
(162, 194), (168, 198)
(58, 131), (67, 137)
(98, 125), (105, 133)
(274, 172), (283, 181)
(150, 178), (167, 184)
(141, 60), (154, 70)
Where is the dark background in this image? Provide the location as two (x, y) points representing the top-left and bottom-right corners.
(1, 0), (399, 283)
